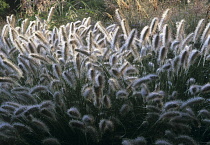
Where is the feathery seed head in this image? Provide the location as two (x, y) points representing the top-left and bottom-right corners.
(158, 46), (168, 63)
(132, 74), (158, 88)
(159, 111), (181, 121)
(201, 22), (210, 43)
(180, 97), (205, 109)
(201, 83), (210, 94)
(150, 17), (159, 35)
(189, 85), (201, 95)
(206, 54), (210, 61)
(82, 86), (93, 101)
(42, 137), (60, 145)
(120, 104), (131, 116)
(170, 40), (180, 52)
(14, 106), (27, 116)
(152, 34), (160, 50)
(122, 140), (132, 145)
(164, 100), (182, 111)
(172, 56), (180, 72)
(69, 120), (85, 130)
(82, 115), (94, 125)
(3, 102), (21, 108)
(180, 49), (189, 63)
(108, 78), (120, 91)
(101, 95), (111, 108)
(176, 135), (198, 145)
(53, 91), (65, 105)
(29, 85), (48, 94)
(85, 126), (98, 142)
(193, 19), (205, 43)
(180, 32), (194, 49)
(47, 7), (55, 23)
(40, 108), (56, 121)
(146, 92), (164, 102)
(95, 74), (104, 88)
(13, 122), (33, 133)
(62, 71), (74, 87)
(110, 68), (121, 78)
(123, 66), (139, 76)
(31, 118), (50, 134)
(94, 97), (101, 108)
(155, 139), (173, 145)
(120, 19), (130, 39)
(198, 109), (210, 118)
(162, 24), (171, 46)
(186, 78), (196, 86)
(99, 119), (114, 133)
(40, 101), (55, 109)
(52, 64), (62, 79)
(0, 123), (14, 137)
(88, 68), (95, 81)
(176, 19), (185, 41)
(187, 50), (200, 67)
(140, 26), (150, 43)
(24, 105), (40, 115)
(67, 107), (81, 119)
(116, 90), (128, 99)
(115, 9), (123, 23)
(158, 8), (171, 31)
(93, 85), (102, 98)
(133, 136), (147, 145)
(1, 104), (16, 113)
(109, 54), (118, 66)
(3, 59), (23, 78)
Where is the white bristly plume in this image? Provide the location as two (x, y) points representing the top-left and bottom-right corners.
(47, 7), (55, 23)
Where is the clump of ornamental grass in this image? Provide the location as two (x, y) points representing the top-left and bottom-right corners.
(0, 7), (209, 145)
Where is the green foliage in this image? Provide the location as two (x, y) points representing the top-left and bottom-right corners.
(0, 0), (9, 16)
(14, 0), (108, 29)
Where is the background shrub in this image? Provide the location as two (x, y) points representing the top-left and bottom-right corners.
(0, 0), (9, 17)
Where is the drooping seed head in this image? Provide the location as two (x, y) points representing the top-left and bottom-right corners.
(189, 85), (201, 95)
(31, 118), (50, 134)
(99, 119), (114, 133)
(116, 90), (128, 99)
(120, 104), (131, 116)
(180, 97), (205, 109)
(42, 137), (60, 145)
(201, 83), (210, 94)
(69, 120), (85, 130)
(82, 115), (94, 125)
(67, 107), (81, 119)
